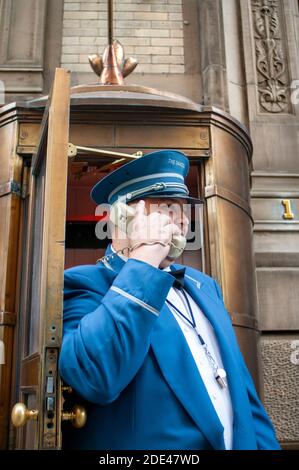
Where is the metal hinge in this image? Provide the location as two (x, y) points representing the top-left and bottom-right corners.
(0, 180), (22, 198)
(0, 164), (30, 199)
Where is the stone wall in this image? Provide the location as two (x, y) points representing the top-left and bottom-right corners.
(240, 0), (299, 448)
(261, 337), (299, 444)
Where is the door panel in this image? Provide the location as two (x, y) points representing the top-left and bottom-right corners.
(26, 158), (45, 356)
(21, 392), (38, 449)
(12, 68), (70, 449)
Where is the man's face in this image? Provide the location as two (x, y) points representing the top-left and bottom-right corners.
(139, 198), (190, 238)
(128, 197), (190, 268)
(110, 197), (190, 267)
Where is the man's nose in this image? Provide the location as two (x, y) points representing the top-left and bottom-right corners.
(173, 212), (189, 230)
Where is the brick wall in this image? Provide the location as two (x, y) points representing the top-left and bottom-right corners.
(61, 0), (185, 74)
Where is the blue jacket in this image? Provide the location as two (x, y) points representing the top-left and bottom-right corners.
(59, 244), (280, 450)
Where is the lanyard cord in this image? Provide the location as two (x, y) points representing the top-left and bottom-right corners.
(166, 291), (205, 346)
(166, 288), (228, 389)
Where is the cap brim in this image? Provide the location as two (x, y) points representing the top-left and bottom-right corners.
(129, 193), (203, 205)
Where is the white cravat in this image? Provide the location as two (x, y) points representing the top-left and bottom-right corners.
(110, 245), (233, 449)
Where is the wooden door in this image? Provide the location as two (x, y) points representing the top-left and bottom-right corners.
(11, 68), (70, 449)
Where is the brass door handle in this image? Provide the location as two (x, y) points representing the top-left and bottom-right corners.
(11, 403), (38, 428)
(61, 404), (87, 429)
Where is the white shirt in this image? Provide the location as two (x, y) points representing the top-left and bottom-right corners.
(110, 246), (233, 449)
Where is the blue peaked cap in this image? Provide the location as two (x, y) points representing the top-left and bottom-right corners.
(91, 149), (202, 206)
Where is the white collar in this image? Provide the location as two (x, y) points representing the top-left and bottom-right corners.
(111, 243), (129, 262)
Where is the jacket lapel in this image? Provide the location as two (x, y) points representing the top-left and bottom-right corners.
(182, 274), (256, 449)
(150, 277), (226, 450)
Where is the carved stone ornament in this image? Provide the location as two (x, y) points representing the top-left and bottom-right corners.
(251, 0), (290, 113)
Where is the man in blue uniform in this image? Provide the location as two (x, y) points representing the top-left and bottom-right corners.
(59, 150), (280, 450)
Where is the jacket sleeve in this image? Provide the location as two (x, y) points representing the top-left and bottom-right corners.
(59, 259), (174, 405)
(213, 279), (280, 450)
